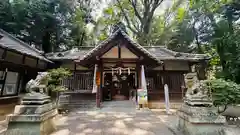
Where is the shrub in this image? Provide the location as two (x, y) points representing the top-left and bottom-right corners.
(47, 67), (72, 92)
(206, 79), (240, 112)
(46, 68), (72, 108)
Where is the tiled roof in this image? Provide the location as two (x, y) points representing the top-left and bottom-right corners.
(0, 29), (52, 63)
(47, 46), (209, 62)
(46, 29), (210, 62)
(78, 29), (162, 64)
(146, 47), (210, 61)
(45, 48), (92, 60)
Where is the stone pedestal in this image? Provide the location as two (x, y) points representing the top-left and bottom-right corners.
(5, 92), (57, 135)
(178, 104), (226, 135)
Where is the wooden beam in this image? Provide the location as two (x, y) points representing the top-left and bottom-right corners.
(96, 62), (101, 108)
(136, 63), (140, 88)
(118, 44), (121, 58)
(16, 71), (22, 95)
(162, 63), (166, 71)
(99, 60), (103, 102)
(101, 58), (138, 62)
(73, 62), (77, 90)
(74, 62), (77, 71)
(1, 49), (6, 59)
(22, 55), (26, 65)
(36, 58), (39, 68)
(0, 68), (7, 96)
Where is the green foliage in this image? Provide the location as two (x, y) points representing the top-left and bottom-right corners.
(206, 79), (240, 106)
(0, 0), (95, 52)
(212, 21), (240, 83)
(46, 68), (72, 92)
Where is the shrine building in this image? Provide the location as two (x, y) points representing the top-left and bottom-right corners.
(46, 26), (209, 108)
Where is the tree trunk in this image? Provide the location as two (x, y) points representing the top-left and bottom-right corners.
(80, 31), (85, 46)
(42, 31), (51, 53)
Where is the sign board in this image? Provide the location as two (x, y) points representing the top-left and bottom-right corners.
(137, 89), (148, 104)
(96, 72), (101, 86)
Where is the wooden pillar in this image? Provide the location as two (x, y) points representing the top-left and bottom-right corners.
(100, 61), (103, 102)
(0, 68), (7, 96)
(95, 62), (102, 108)
(73, 62), (77, 91)
(1, 49), (6, 60)
(96, 88), (100, 108)
(136, 63), (141, 89)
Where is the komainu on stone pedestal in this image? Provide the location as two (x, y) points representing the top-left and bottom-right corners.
(177, 73), (226, 135)
(5, 72), (57, 135)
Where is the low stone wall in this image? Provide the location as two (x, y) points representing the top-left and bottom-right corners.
(59, 92), (96, 109)
(177, 104), (226, 135)
(221, 105), (240, 126)
(148, 101), (182, 109)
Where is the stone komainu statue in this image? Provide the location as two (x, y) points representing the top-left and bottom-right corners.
(184, 72), (212, 107)
(26, 72), (48, 93)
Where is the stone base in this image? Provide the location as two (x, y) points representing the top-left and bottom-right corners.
(178, 117), (225, 135)
(5, 109), (57, 135)
(177, 104), (226, 135)
(148, 101), (182, 109)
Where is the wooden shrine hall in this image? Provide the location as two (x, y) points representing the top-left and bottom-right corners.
(46, 26), (209, 108)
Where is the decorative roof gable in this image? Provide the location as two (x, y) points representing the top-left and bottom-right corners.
(76, 28), (162, 64)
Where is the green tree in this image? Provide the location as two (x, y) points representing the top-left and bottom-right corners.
(47, 68), (72, 108)
(91, 0), (185, 46)
(0, 0), (85, 52)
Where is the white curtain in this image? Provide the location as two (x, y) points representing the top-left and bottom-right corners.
(92, 64), (98, 93)
(138, 65), (148, 103)
(141, 65), (147, 90)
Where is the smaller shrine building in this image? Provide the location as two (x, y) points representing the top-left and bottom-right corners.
(0, 29), (50, 104)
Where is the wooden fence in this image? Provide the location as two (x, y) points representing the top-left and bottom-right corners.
(61, 72), (93, 91)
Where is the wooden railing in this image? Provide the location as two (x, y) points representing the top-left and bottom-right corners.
(61, 72), (93, 91)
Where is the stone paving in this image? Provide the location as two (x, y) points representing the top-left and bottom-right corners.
(51, 101), (176, 135)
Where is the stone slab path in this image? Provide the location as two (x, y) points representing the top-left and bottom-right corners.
(51, 101), (176, 135)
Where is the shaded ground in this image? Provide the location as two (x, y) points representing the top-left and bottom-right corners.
(0, 104), (16, 121)
(51, 101), (176, 135)
(0, 103), (16, 134)
(2, 100), (239, 135)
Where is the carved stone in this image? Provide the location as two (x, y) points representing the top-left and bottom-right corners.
(21, 92), (51, 105)
(26, 72), (48, 93)
(184, 73), (212, 107)
(177, 72), (226, 135)
(5, 72), (57, 135)
(5, 109), (57, 135)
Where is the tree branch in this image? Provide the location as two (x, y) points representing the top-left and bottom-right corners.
(128, 0), (143, 23)
(116, 0), (138, 35)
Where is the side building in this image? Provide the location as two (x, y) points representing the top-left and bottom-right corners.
(0, 29), (51, 104)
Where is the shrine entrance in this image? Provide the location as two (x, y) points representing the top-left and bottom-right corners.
(102, 70), (137, 101)
(74, 28), (162, 108)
